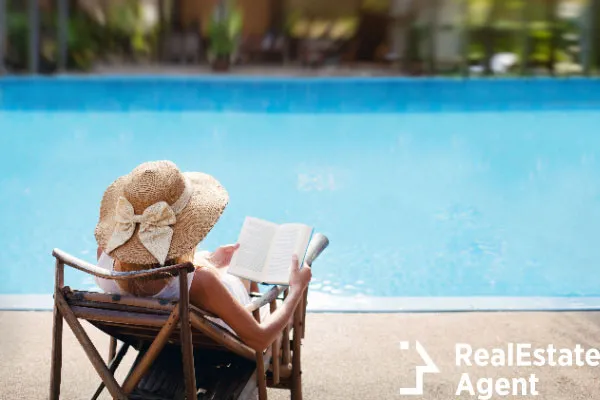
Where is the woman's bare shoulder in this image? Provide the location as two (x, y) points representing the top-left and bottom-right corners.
(190, 265), (228, 297)
(189, 265), (237, 314)
(192, 264), (219, 283)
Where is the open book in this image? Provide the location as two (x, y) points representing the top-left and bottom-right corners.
(227, 217), (313, 285)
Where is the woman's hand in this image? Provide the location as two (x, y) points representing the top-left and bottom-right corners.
(209, 243), (240, 268)
(289, 254), (312, 293)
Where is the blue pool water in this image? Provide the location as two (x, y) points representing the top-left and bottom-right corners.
(2, 77), (600, 311)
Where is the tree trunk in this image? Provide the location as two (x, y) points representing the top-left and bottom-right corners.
(589, 0), (599, 74)
(427, 0), (438, 75)
(519, 0), (532, 75)
(483, 0), (500, 76)
(460, 0), (469, 76)
(270, 0), (284, 34)
(170, 0), (183, 31)
(547, 0), (557, 75)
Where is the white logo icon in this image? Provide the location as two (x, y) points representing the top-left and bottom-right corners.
(399, 341), (440, 395)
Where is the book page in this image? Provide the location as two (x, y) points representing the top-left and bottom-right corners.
(264, 224), (313, 284)
(228, 217), (278, 281)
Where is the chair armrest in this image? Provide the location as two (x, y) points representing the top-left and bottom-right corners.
(245, 233), (329, 313)
(246, 285), (287, 313)
(249, 292), (284, 300)
(52, 248), (195, 280)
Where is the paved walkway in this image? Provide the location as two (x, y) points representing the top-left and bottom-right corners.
(2, 311), (600, 399)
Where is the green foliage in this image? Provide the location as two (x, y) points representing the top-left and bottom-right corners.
(6, 5), (156, 70)
(228, 7), (243, 38)
(3, 0), (159, 71)
(209, 23), (235, 57)
(5, 12), (28, 67)
(66, 14), (100, 70)
(465, 0), (587, 72)
(361, 0), (390, 13)
(405, 26), (423, 63)
(208, 1), (243, 58)
(468, 0), (492, 26)
(594, 4), (600, 70)
(105, 0), (155, 57)
(107, 0), (140, 34)
(468, 39), (486, 63)
(285, 10), (303, 36)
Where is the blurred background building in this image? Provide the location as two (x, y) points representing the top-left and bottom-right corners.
(0, 0), (597, 76)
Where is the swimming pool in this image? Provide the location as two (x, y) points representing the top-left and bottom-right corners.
(2, 77), (600, 312)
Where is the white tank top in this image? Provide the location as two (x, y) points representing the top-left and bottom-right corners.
(94, 251), (197, 299)
(95, 252), (251, 304)
(94, 252), (263, 332)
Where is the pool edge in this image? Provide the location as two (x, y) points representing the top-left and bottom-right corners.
(0, 295), (54, 311)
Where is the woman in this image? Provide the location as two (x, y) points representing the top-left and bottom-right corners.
(94, 160), (311, 352)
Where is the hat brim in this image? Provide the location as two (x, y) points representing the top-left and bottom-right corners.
(95, 171), (229, 265)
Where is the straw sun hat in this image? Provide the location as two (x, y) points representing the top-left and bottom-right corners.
(95, 160), (229, 265)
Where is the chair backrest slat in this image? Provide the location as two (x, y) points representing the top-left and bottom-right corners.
(72, 306), (168, 327)
(52, 248), (195, 280)
(68, 299), (172, 316)
(68, 290), (176, 313)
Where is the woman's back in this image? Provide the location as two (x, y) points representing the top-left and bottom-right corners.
(92, 160), (312, 352)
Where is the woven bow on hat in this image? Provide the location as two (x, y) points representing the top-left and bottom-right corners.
(104, 196), (177, 265)
(95, 161), (229, 266)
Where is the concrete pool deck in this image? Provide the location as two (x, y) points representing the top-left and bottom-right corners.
(3, 312), (600, 399)
(89, 63), (404, 77)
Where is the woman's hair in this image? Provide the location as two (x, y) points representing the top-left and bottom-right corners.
(114, 251), (195, 297)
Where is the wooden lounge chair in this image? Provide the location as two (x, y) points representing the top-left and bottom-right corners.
(49, 233), (329, 399)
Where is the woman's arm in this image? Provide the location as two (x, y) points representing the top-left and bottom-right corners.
(189, 255), (311, 352)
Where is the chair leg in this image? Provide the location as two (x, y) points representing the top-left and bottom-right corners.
(282, 290), (291, 366)
(49, 260), (64, 400)
(91, 343), (130, 400)
(49, 300), (63, 399)
(256, 353), (268, 400)
(108, 337), (117, 362)
(55, 292), (127, 400)
(269, 300), (280, 386)
(291, 297), (304, 400)
(179, 272), (197, 400)
(252, 309), (268, 400)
